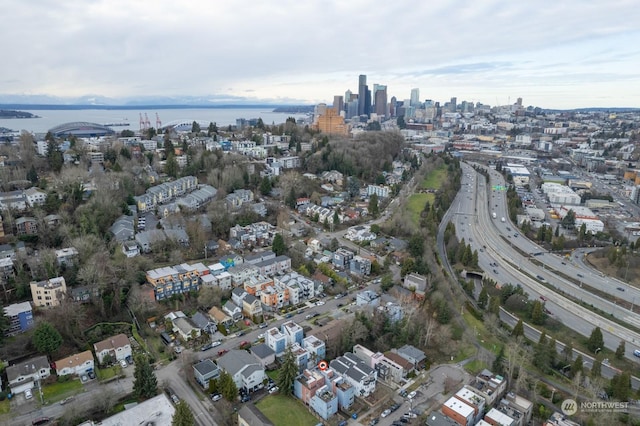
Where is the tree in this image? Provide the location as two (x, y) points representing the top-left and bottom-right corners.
(164, 155), (179, 178)
(191, 121), (201, 134)
(478, 287), (488, 309)
(561, 209), (576, 229)
(615, 340), (625, 359)
(285, 186), (296, 209)
(32, 322), (63, 355)
(408, 234), (424, 258)
(27, 165), (38, 183)
(330, 238), (339, 251)
(512, 319), (524, 338)
(259, 176), (272, 196)
(562, 341), (574, 362)
(133, 353), (158, 399)
(172, 400), (195, 426)
(531, 300), (545, 325)
(610, 372), (631, 401)
(492, 345), (505, 375)
(380, 274), (394, 292)
(533, 332), (551, 372)
(277, 345), (299, 396)
(272, 233), (286, 256)
(218, 371), (238, 402)
(572, 354), (584, 379)
(587, 327), (604, 353)
(591, 357), (602, 379)
(368, 194), (379, 218)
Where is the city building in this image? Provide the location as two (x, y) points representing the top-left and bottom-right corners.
(309, 384), (338, 420)
(3, 301), (33, 336)
(30, 276), (67, 308)
(99, 394), (175, 426)
(265, 327), (287, 355)
(314, 107), (349, 136)
(281, 320), (304, 345)
(442, 395), (475, 426)
(94, 334), (132, 364)
(145, 263), (201, 300)
(329, 352), (377, 397)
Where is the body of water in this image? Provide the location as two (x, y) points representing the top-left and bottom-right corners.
(0, 108), (309, 134)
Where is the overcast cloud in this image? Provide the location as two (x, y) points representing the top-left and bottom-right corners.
(2, 0), (640, 108)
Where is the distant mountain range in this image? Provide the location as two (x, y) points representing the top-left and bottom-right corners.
(0, 94), (313, 109)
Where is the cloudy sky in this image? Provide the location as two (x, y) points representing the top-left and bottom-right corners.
(3, 0), (640, 109)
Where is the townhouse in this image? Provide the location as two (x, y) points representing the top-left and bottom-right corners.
(145, 263), (201, 301)
(329, 352), (377, 397)
(54, 350), (95, 377)
(3, 301), (33, 336)
(6, 355), (51, 395)
(217, 350), (266, 393)
(94, 334), (132, 364)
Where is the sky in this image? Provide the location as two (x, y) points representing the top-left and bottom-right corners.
(2, 0), (640, 109)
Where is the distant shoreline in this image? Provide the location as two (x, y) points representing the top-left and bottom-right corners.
(0, 104), (314, 112)
(0, 109), (39, 119)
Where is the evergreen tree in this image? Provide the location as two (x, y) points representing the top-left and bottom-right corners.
(488, 296), (500, 314)
(172, 400), (195, 426)
(27, 165), (38, 183)
(133, 354), (158, 399)
(512, 319), (524, 338)
(615, 340), (626, 359)
(492, 345), (505, 375)
(478, 287), (488, 309)
(286, 187), (296, 209)
(259, 176), (272, 196)
(533, 332), (551, 372)
(191, 121), (201, 133)
(277, 345), (299, 396)
(272, 233), (286, 256)
(436, 299), (451, 324)
(164, 154), (179, 178)
(572, 354), (584, 378)
(591, 357), (602, 379)
(218, 371), (238, 402)
(208, 378), (219, 394)
(587, 327), (604, 353)
(368, 194), (379, 217)
(531, 300), (545, 325)
(562, 341), (574, 362)
(610, 372), (631, 401)
(32, 322), (63, 356)
(408, 235), (424, 258)
(548, 337), (557, 368)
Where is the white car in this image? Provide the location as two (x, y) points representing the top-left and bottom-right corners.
(407, 390), (417, 399)
(268, 386), (279, 394)
(120, 359), (128, 368)
(24, 389), (33, 400)
(381, 409), (391, 418)
(211, 340), (222, 347)
(316, 301), (325, 306)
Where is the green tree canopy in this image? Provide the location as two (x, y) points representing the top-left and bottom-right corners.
(32, 322), (63, 355)
(368, 193), (379, 218)
(172, 400), (195, 426)
(478, 287), (488, 309)
(133, 354), (158, 399)
(587, 327), (604, 353)
(259, 176), (272, 196)
(512, 319), (524, 338)
(615, 340), (626, 359)
(272, 233), (286, 256)
(218, 370), (238, 401)
(277, 345), (299, 396)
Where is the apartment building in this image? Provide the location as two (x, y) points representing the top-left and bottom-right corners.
(3, 301), (33, 336)
(145, 263), (201, 300)
(30, 276), (67, 308)
(329, 352), (377, 397)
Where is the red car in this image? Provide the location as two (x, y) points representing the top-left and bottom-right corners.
(218, 349), (229, 356)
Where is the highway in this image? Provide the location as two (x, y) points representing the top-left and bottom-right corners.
(454, 163), (640, 364)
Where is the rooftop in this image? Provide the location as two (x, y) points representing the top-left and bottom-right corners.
(99, 393), (175, 426)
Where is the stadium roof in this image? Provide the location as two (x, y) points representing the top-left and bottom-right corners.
(48, 122), (115, 137)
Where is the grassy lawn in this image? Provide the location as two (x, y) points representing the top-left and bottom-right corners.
(0, 399), (10, 415)
(421, 165), (447, 190)
(453, 343), (477, 363)
(407, 193), (435, 225)
(42, 379), (83, 403)
(256, 394), (319, 426)
(97, 366), (120, 381)
(464, 359), (488, 375)
(463, 311), (502, 356)
(266, 370), (279, 381)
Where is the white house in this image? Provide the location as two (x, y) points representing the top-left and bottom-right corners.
(55, 350), (95, 376)
(94, 333), (132, 364)
(24, 187), (47, 207)
(217, 350), (266, 393)
(6, 355), (51, 395)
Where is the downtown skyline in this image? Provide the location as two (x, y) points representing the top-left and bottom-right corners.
(2, 0), (640, 109)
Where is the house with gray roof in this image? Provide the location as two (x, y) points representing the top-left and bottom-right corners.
(393, 344), (426, 370)
(250, 343), (276, 368)
(109, 215), (135, 242)
(329, 352), (377, 397)
(191, 311), (216, 334)
(217, 350), (266, 393)
(6, 355), (51, 395)
(193, 359), (220, 389)
(223, 301), (242, 322)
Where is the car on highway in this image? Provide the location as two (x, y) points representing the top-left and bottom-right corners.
(617, 287), (625, 292)
(577, 273), (584, 278)
(540, 295), (547, 301)
(536, 275), (545, 281)
(32, 418), (51, 426)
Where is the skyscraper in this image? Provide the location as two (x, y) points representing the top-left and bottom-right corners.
(450, 97), (457, 112)
(333, 95), (344, 115)
(365, 88), (372, 117)
(358, 74), (367, 116)
(410, 88), (420, 107)
(374, 85), (387, 118)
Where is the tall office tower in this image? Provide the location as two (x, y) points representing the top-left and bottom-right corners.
(450, 97), (457, 112)
(358, 74), (367, 116)
(374, 85), (387, 118)
(314, 103), (327, 123)
(410, 88), (420, 107)
(347, 100), (359, 119)
(333, 95), (344, 115)
(345, 89), (352, 103)
(390, 96), (397, 117)
(365, 88), (372, 117)
(516, 97), (523, 106)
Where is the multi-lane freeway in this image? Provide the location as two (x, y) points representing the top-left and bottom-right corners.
(453, 163), (640, 364)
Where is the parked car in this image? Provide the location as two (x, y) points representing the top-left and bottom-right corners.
(212, 340), (222, 347)
(268, 386), (279, 394)
(201, 343), (213, 351)
(125, 355), (134, 365)
(241, 394), (251, 402)
(87, 370), (96, 380)
(24, 389), (33, 399)
(170, 394), (179, 404)
(259, 322), (268, 328)
(32, 418), (51, 426)
(174, 346), (183, 354)
(211, 393), (222, 402)
(120, 359), (128, 368)
(381, 409), (391, 418)
(218, 349), (229, 356)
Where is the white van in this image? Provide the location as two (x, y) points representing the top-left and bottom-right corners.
(633, 350), (640, 357)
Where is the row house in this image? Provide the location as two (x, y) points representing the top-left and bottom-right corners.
(260, 283), (289, 310)
(228, 263), (259, 287)
(265, 327), (287, 355)
(6, 355), (51, 395)
(175, 185), (217, 211)
(303, 335), (326, 367)
(290, 343), (311, 372)
(350, 256), (372, 276)
(0, 257), (14, 281)
(229, 222), (277, 247)
(244, 275), (274, 296)
(281, 320), (304, 345)
(294, 369), (326, 405)
(330, 352), (377, 397)
(226, 189), (254, 209)
(30, 276), (67, 308)
(94, 334), (132, 364)
(310, 385), (338, 420)
(201, 271), (232, 290)
(303, 204), (334, 224)
(245, 250), (276, 265)
(134, 176), (198, 213)
(146, 264), (201, 301)
(277, 272), (316, 304)
(0, 190), (27, 211)
(333, 248), (354, 269)
(3, 301), (33, 336)
(254, 255), (292, 277)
